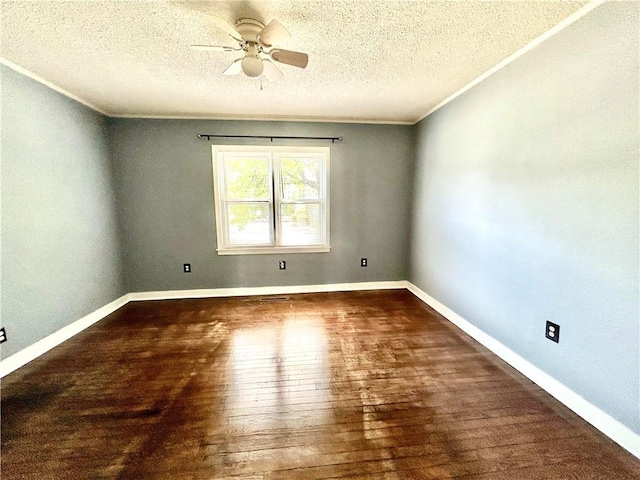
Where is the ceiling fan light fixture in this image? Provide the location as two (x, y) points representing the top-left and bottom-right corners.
(241, 55), (264, 77)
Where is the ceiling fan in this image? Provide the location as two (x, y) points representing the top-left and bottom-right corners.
(190, 17), (309, 81)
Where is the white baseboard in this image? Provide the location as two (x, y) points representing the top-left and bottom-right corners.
(0, 281), (405, 377)
(3, 280), (637, 459)
(0, 294), (130, 378)
(127, 281), (407, 301)
(406, 282), (640, 459)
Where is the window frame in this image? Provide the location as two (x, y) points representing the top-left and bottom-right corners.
(211, 145), (330, 255)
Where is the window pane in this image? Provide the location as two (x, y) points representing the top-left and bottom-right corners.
(227, 203), (271, 245)
(225, 157), (270, 200)
(280, 203), (322, 245)
(280, 157), (321, 200)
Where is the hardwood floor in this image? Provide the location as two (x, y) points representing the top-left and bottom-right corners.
(1, 290), (638, 479)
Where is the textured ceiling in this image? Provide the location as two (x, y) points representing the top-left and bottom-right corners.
(1, 0), (590, 123)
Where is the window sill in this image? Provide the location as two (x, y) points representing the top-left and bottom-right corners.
(217, 246), (331, 256)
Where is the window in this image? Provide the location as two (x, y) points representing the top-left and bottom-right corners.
(212, 145), (330, 255)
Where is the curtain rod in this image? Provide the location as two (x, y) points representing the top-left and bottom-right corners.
(197, 134), (343, 143)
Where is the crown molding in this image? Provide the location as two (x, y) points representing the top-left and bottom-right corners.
(0, 57), (110, 116)
(413, 0), (607, 124)
(2, 0), (606, 126)
(109, 113), (414, 125)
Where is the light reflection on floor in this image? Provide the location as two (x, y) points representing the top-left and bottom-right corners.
(225, 315), (331, 430)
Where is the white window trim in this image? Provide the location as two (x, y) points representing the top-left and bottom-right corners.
(211, 145), (331, 255)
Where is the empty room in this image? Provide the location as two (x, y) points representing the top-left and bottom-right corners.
(1, 0), (638, 478)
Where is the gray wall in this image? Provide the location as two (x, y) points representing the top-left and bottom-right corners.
(108, 119), (414, 292)
(410, 2), (639, 434)
(1, 65), (125, 359)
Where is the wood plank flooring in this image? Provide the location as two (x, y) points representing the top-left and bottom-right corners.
(1, 289), (638, 479)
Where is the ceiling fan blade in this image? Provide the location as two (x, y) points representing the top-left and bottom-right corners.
(270, 49), (309, 69)
(258, 19), (290, 46)
(210, 16), (243, 41)
(223, 58), (243, 76)
(262, 59), (283, 81)
(189, 45), (236, 52)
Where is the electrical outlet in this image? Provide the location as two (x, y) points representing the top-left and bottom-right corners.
(0, 327), (7, 344)
(279, 261), (286, 270)
(545, 321), (560, 343)
(361, 258), (367, 267)
(183, 263), (191, 273)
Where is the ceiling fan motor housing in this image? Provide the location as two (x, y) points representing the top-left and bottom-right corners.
(235, 18), (265, 44)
